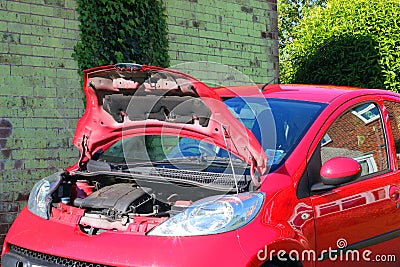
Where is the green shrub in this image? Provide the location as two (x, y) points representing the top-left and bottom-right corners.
(73, 0), (170, 74)
(280, 0), (400, 91)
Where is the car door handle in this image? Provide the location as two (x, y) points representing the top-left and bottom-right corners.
(389, 185), (400, 202)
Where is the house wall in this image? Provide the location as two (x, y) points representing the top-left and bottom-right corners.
(166, 0), (279, 84)
(0, 0), (278, 248)
(0, 0), (82, 247)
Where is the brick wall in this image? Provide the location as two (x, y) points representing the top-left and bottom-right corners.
(166, 0), (279, 84)
(0, 0), (82, 246)
(0, 0), (278, 249)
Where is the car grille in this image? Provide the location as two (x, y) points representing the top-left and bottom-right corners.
(9, 245), (113, 267)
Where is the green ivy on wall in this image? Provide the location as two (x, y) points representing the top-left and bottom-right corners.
(73, 0), (170, 73)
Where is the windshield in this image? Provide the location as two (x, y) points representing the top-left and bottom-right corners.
(99, 135), (234, 163)
(98, 135), (250, 172)
(98, 98), (326, 173)
(223, 97), (327, 170)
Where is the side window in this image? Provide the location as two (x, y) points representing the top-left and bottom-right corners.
(384, 101), (400, 168)
(321, 102), (388, 177)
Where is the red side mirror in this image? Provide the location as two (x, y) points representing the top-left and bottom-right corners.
(321, 157), (361, 186)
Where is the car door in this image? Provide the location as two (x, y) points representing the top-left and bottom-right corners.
(309, 99), (400, 266)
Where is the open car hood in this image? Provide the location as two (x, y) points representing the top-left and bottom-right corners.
(73, 64), (267, 174)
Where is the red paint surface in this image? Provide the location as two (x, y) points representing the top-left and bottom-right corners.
(4, 65), (400, 267)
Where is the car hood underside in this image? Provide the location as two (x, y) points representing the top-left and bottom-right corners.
(72, 64), (268, 174)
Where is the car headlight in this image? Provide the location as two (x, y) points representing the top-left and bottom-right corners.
(28, 172), (62, 219)
(148, 192), (264, 236)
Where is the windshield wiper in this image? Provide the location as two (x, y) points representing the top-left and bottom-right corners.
(89, 153), (249, 174)
(114, 157), (209, 170)
(95, 156), (248, 173)
(86, 158), (200, 173)
(199, 155), (248, 167)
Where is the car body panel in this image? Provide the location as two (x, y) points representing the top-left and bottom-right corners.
(4, 64), (400, 267)
(3, 206), (296, 267)
(307, 93), (400, 266)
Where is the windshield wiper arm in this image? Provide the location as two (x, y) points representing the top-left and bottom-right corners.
(93, 156), (248, 173)
(199, 155), (248, 167)
(114, 157), (207, 170)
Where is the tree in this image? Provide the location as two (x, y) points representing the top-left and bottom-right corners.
(280, 0), (400, 91)
(278, 0), (327, 50)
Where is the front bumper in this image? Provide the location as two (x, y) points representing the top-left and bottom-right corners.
(1, 208), (277, 267)
(2, 244), (112, 267)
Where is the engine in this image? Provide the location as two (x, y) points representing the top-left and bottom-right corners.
(73, 184), (156, 217)
(53, 180), (193, 235)
(51, 165), (252, 235)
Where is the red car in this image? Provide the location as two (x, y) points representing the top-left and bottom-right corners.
(2, 64), (400, 267)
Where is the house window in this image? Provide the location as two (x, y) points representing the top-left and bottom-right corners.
(351, 103), (380, 124)
(354, 154), (378, 176)
(321, 134), (332, 147)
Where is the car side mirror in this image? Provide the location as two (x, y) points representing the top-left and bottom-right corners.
(320, 157), (361, 185)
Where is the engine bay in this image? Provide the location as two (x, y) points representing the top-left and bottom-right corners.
(51, 166), (253, 235)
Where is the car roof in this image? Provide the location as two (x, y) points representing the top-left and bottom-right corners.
(212, 84), (394, 103)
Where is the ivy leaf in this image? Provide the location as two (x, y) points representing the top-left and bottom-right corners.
(74, 0), (170, 82)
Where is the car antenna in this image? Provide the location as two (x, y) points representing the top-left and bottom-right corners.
(259, 76), (280, 92)
(220, 124), (239, 194)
